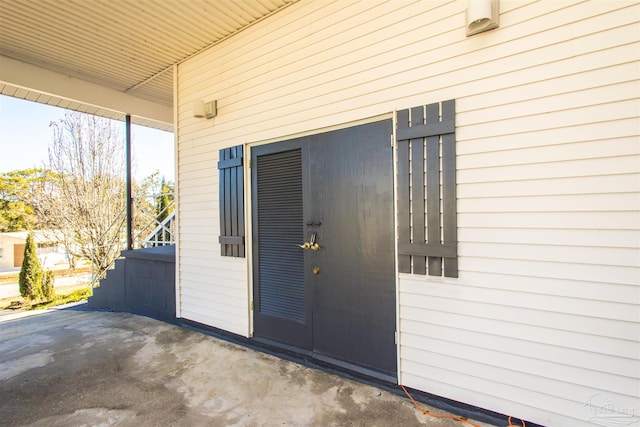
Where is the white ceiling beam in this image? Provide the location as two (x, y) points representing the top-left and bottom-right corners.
(0, 55), (173, 127)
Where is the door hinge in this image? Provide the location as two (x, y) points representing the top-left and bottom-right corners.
(394, 331), (398, 345)
(390, 134), (394, 148)
(248, 159), (252, 169)
(250, 301), (254, 311)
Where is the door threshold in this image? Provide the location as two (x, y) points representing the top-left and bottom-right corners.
(252, 337), (397, 385)
(312, 352), (397, 384)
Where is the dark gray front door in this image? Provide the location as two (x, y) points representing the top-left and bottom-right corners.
(252, 120), (396, 377)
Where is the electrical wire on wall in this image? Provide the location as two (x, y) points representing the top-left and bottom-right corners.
(401, 385), (526, 427)
(507, 416), (526, 427)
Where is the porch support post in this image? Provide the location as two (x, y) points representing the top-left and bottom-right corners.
(125, 114), (133, 250)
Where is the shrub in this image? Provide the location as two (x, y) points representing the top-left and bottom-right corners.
(42, 270), (55, 301)
(18, 232), (55, 302)
(19, 232), (43, 301)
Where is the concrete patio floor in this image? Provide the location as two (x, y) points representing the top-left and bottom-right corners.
(0, 305), (494, 427)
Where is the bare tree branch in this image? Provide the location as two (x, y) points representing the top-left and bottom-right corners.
(37, 112), (126, 276)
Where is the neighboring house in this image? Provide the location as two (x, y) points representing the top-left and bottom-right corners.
(169, 1), (640, 427)
(0, 231), (67, 269)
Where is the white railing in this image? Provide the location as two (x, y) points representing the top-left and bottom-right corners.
(132, 193), (175, 247)
(141, 212), (175, 247)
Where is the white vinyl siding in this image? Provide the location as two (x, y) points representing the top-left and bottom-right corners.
(176, 0), (640, 425)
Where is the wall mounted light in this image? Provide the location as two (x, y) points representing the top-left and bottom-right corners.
(193, 99), (217, 119)
(467, 0), (499, 36)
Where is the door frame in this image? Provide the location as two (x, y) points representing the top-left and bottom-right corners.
(244, 113), (400, 381)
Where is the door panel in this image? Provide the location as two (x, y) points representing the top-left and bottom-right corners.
(308, 121), (396, 375)
(252, 120), (396, 376)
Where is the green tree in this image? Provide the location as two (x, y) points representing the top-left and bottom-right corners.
(0, 169), (57, 232)
(19, 232), (44, 301)
(156, 177), (174, 223)
(154, 178), (174, 245)
(0, 200), (36, 232)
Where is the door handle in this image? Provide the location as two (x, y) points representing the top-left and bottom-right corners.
(309, 232), (320, 251)
(297, 232), (320, 251)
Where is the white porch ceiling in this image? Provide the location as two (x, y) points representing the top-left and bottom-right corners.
(0, 0), (294, 131)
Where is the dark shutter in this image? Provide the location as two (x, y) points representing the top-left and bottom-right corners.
(218, 145), (245, 257)
(396, 99), (458, 278)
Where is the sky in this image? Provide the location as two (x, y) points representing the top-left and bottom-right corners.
(0, 95), (175, 183)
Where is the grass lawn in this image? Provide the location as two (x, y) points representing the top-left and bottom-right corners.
(27, 287), (92, 310)
(0, 286), (92, 310)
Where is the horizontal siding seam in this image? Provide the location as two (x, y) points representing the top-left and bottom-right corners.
(400, 354), (637, 403)
(402, 274), (640, 304)
(458, 193), (640, 207)
(458, 82), (640, 131)
(456, 240), (640, 252)
(497, 1), (637, 32)
(400, 328), (639, 381)
(400, 371), (560, 423)
(401, 271), (640, 292)
(400, 297), (640, 334)
(457, 176), (640, 198)
(405, 373), (590, 427)
(400, 360), (611, 422)
(459, 71), (640, 115)
(399, 316), (638, 377)
(457, 136), (640, 160)
(456, 118), (639, 151)
(458, 173), (637, 185)
(401, 274), (640, 304)
(180, 313), (246, 336)
(181, 287), (246, 304)
(181, 270), (247, 281)
(461, 252), (639, 271)
(458, 194), (640, 211)
(180, 313), (246, 328)
(456, 206), (640, 214)
(458, 254), (640, 270)
(180, 299), (246, 319)
(456, 101), (640, 139)
(400, 345), (638, 399)
(449, 32), (640, 92)
(180, 279), (247, 291)
(400, 371), (535, 408)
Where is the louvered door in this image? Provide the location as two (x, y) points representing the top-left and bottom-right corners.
(252, 139), (312, 348)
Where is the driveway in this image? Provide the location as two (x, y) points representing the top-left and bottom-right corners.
(0, 305), (493, 427)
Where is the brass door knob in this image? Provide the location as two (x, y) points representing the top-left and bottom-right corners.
(309, 232), (320, 250)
